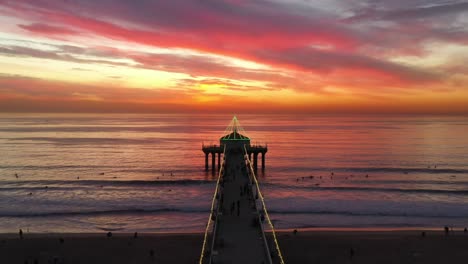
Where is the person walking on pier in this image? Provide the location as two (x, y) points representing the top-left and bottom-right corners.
(230, 202), (235, 215)
(350, 247), (355, 260)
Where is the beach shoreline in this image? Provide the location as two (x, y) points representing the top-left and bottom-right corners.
(1, 229), (467, 263)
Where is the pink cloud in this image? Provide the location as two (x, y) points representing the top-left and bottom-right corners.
(18, 23), (77, 35)
(0, 0), (465, 106)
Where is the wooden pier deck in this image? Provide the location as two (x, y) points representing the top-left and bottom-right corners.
(199, 116), (282, 264)
(210, 149), (271, 264)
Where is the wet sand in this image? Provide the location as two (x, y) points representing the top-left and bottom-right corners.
(1, 230), (467, 263)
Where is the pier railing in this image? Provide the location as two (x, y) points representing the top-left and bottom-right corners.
(244, 145), (285, 264)
(199, 145), (226, 264)
(243, 152), (273, 264)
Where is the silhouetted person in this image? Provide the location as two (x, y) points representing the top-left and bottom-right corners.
(464, 227), (467, 233)
(59, 237), (64, 244)
(444, 226), (449, 235)
(219, 238), (225, 248)
(350, 247), (355, 260)
(293, 229), (298, 235)
(421, 231), (426, 237)
(15, 173), (18, 178)
(149, 249), (155, 258)
(134, 232), (138, 238)
(107, 231), (112, 238)
(19, 229), (23, 239)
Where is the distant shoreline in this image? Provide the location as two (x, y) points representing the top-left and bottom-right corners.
(1, 226), (464, 236)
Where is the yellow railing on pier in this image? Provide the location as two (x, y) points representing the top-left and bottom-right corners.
(199, 145), (226, 264)
(244, 145), (285, 264)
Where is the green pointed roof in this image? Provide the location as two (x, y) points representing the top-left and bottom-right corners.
(220, 116), (250, 141)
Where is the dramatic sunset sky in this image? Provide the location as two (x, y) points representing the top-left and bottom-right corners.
(0, 0), (467, 114)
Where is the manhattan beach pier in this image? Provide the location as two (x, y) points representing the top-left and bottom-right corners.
(199, 116), (284, 264)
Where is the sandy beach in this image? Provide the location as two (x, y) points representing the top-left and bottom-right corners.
(0, 232), (203, 264)
(1, 230), (468, 263)
(278, 230), (468, 264)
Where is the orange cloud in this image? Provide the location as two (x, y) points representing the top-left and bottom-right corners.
(0, 0), (467, 114)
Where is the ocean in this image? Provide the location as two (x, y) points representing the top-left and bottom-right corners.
(0, 113), (467, 233)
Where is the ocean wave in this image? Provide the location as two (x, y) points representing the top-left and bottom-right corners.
(349, 179), (468, 186)
(273, 166), (468, 174)
(267, 209), (468, 218)
(2, 207), (466, 219)
(0, 179), (213, 189)
(0, 208), (208, 218)
(343, 167), (468, 174)
(264, 182), (468, 195)
(7, 137), (186, 145)
(0, 165), (115, 169)
(0, 125), (219, 133)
